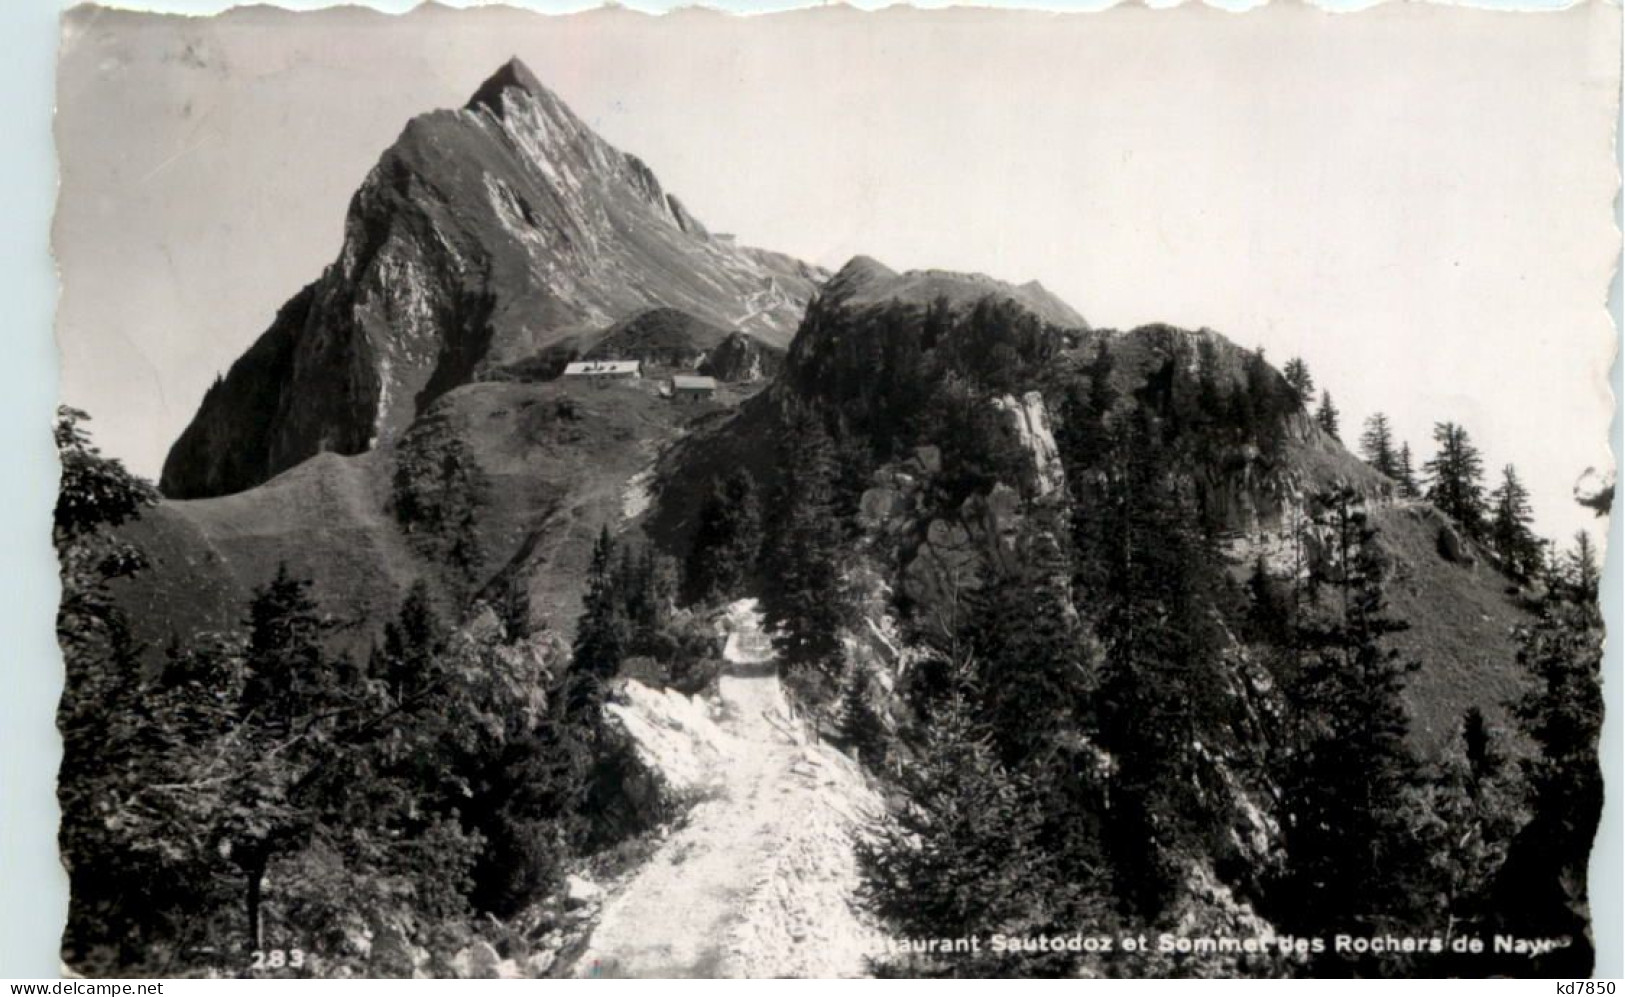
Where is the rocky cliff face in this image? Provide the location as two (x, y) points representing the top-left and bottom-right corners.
(161, 58), (825, 499)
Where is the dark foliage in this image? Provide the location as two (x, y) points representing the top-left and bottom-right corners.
(1424, 422), (1488, 540)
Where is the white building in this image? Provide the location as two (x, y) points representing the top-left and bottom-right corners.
(562, 360), (642, 382)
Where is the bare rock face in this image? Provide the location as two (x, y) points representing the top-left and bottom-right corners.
(898, 484), (1025, 616)
(161, 58), (824, 499)
(1437, 519), (1475, 566)
(992, 391), (1066, 501)
(451, 940), (503, 980)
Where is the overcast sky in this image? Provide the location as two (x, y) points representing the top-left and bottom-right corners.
(54, 1), (1618, 542)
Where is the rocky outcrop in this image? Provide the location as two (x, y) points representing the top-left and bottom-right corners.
(992, 391), (1065, 501)
(699, 331), (784, 383)
(161, 58), (824, 499)
(1436, 518), (1475, 566)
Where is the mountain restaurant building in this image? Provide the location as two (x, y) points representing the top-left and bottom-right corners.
(671, 374), (718, 402)
(563, 360), (642, 383)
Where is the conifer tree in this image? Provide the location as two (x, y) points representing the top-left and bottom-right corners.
(242, 563), (338, 738)
(857, 660), (1077, 978)
(1414, 710), (1524, 963)
(962, 530), (1088, 767)
(1282, 357), (1315, 407)
(1092, 413), (1235, 915)
(378, 579), (445, 703)
(763, 405), (847, 671)
(570, 527), (629, 698)
(684, 469), (763, 604)
(1275, 489), (1429, 947)
(1395, 442), (1421, 499)
(1488, 464), (1542, 579)
(1243, 347), (1288, 454)
(1314, 390), (1341, 441)
(1498, 570), (1604, 974)
(1195, 338), (1225, 425)
(1359, 412), (1399, 478)
(1424, 422), (1488, 539)
(837, 667), (888, 769)
(1563, 530), (1600, 604)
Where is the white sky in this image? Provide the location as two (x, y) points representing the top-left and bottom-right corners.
(54, 1), (1619, 542)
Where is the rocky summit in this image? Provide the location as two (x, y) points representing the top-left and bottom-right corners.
(160, 58), (823, 500)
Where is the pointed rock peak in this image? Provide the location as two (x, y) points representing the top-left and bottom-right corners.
(466, 56), (548, 115)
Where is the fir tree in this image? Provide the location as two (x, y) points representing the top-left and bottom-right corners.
(1314, 390), (1341, 441)
(1275, 489), (1429, 949)
(1424, 422), (1488, 539)
(763, 405), (848, 672)
(857, 660), (1080, 978)
(1413, 710), (1524, 963)
(1498, 577), (1604, 975)
(1243, 347), (1288, 454)
(684, 469), (763, 604)
(242, 562), (338, 739)
(1395, 442), (1421, 499)
(378, 579), (446, 703)
(1562, 530), (1600, 604)
(1058, 343), (1118, 604)
(961, 530), (1089, 767)
(570, 527), (629, 704)
(1488, 464), (1542, 579)
(1282, 356), (1315, 407)
(836, 667), (888, 769)
(1359, 412), (1399, 479)
(1093, 413), (1236, 916)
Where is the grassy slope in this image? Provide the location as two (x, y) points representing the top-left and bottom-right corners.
(1372, 504), (1533, 758)
(115, 378), (716, 662)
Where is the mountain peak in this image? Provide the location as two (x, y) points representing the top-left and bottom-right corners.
(824, 255), (898, 298)
(466, 56), (548, 115)
(822, 255), (1087, 329)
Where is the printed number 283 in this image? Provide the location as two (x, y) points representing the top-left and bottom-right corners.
(251, 949), (305, 970)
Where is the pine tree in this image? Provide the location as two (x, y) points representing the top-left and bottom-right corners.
(1058, 343), (1118, 604)
(1282, 357), (1315, 407)
(1243, 347), (1288, 454)
(857, 660), (1079, 978)
(1314, 390), (1341, 441)
(1488, 464), (1542, 579)
(1395, 442), (1421, 499)
(1563, 530), (1600, 604)
(1275, 488), (1429, 948)
(763, 405), (847, 672)
(378, 579), (446, 703)
(1092, 413), (1236, 916)
(836, 667), (888, 769)
(684, 469), (763, 604)
(1413, 710), (1524, 963)
(1424, 422), (1488, 539)
(1498, 578), (1604, 975)
(570, 527), (629, 704)
(961, 530), (1089, 767)
(1359, 413), (1399, 478)
(242, 562), (337, 738)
